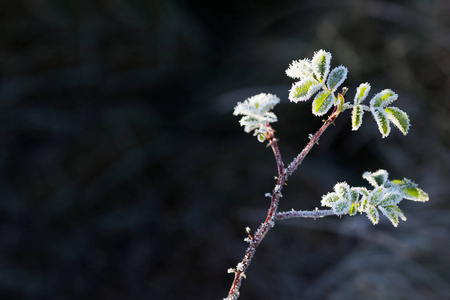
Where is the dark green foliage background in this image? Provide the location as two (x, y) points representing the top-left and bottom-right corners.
(0, 0), (449, 299)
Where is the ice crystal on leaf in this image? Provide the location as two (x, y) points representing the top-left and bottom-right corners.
(351, 83), (371, 131)
(311, 50), (332, 82)
(289, 78), (322, 103)
(368, 89), (410, 138)
(233, 93), (280, 142)
(321, 170), (428, 226)
(287, 49), (345, 117)
(363, 169), (389, 187)
(326, 65), (348, 92)
(285, 59), (313, 80)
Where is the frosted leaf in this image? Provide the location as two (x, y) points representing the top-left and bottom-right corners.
(353, 187), (370, 198)
(239, 116), (260, 133)
(351, 105), (364, 131)
(391, 179), (429, 202)
(354, 83), (371, 105)
(285, 59), (313, 79)
(334, 182), (351, 202)
(378, 205), (399, 227)
(333, 199), (351, 215)
(350, 188), (360, 203)
(312, 90), (335, 116)
(348, 203), (357, 216)
(261, 112), (278, 123)
(311, 50), (332, 82)
(257, 133), (266, 142)
(326, 66), (348, 92)
(392, 205), (407, 221)
(234, 93), (280, 117)
(233, 93), (280, 140)
(289, 77), (322, 103)
(379, 192), (403, 206)
(362, 169), (389, 187)
(368, 186), (384, 206)
(254, 127), (268, 143)
(370, 89), (398, 108)
(371, 107), (391, 138)
(366, 207), (380, 225)
(321, 192), (340, 207)
(385, 107), (410, 135)
(358, 198), (369, 213)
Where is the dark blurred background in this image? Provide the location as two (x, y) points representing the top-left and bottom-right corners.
(0, 0), (449, 299)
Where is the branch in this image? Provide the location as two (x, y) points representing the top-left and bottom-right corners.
(276, 209), (335, 220)
(225, 110), (341, 300)
(265, 124), (284, 177)
(285, 106), (340, 176)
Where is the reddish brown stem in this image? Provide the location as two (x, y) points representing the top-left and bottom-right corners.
(225, 109), (340, 300)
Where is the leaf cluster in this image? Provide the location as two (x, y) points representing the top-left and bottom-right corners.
(286, 50), (348, 116)
(351, 84), (410, 137)
(321, 170), (429, 227)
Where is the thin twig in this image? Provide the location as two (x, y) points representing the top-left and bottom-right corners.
(225, 109), (341, 300)
(276, 209), (335, 220)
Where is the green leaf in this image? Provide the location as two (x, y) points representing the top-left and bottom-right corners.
(362, 169), (389, 187)
(351, 105), (364, 131)
(326, 66), (348, 92)
(312, 91), (335, 116)
(370, 89), (398, 108)
(392, 205), (407, 221)
(379, 192), (402, 206)
(358, 198), (369, 213)
(311, 50), (331, 82)
(353, 187), (370, 198)
(391, 179), (429, 202)
(256, 133), (266, 143)
(334, 182), (351, 202)
(368, 186), (384, 206)
(384, 106), (410, 135)
(366, 207), (380, 225)
(321, 192), (340, 207)
(378, 206), (399, 227)
(350, 188), (360, 203)
(349, 203), (357, 216)
(371, 107), (391, 138)
(288, 77), (322, 103)
(354, 83), (371, 105)
(333, 199), (351, 215)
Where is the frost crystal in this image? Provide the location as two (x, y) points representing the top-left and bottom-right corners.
(320, 170), (428, 226)
(285, 59), (313, 79)
(236, 263), (245, 272)
(233, 93), (280, 142)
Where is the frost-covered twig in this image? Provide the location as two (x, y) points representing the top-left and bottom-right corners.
(276, 209), (336, 220)
(226, 110), (340, 300)
(225, 49), (428, 300)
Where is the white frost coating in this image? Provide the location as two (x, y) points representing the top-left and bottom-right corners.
(288, 78), (322, 103)
(311, 50), (332, 82)
(326, 65), (348, 92)
(233, 93), (280, 141)
(369, 89), (398, 108)
(236, 263), (245, 272)
(265, 193), (272, 198)
(353, 82), (371, 105)
(285, 58), (313, 79)
(371, 106), (391, 138)
(274, 185), (281, 193)
(363, 169), (389, 187)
